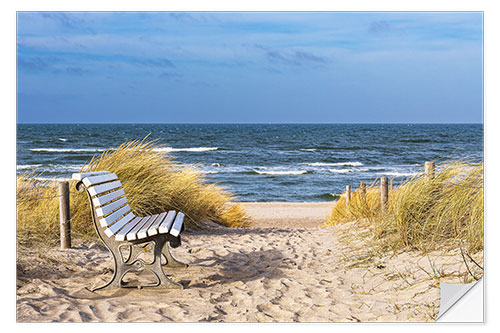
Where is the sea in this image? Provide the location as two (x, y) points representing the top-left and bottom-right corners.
(16, 124), (483, 202)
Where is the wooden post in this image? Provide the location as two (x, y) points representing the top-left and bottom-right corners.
(345, 185), (351, 208)
(425, 161), (435, 178)
(59, 181), (71, 249)
(360, 182), (367, 198)
(380, 177), (388, 212)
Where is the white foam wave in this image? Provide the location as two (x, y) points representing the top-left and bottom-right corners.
(33, 176), (72, 182)
(254, 170), (308, 175)
(302, 162), (363, 167)
(17, 164), (83, 172)
(30, 148), (107, 152)
(58, 138), (67, 142)
(299, 148), (317, 152)
(199, 170), (218, 174)
(328, 169), (353, 174)
(154, 147), (219, 153)
(17, 164), (42, 170)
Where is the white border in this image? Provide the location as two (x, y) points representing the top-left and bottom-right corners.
(5, 0), (498, 331)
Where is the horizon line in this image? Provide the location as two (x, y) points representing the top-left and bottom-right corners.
(17, 122), (484, 125)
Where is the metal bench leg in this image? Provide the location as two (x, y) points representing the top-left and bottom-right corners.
(162, 242), (189, 268)
(149, 237), (184, 289)
(91, 243), (127, 291)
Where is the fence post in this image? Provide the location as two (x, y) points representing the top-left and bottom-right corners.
(380, 177), (388, 212)
(360, 182), (367, 199)
(345, 185), (351, 208)
(59, 181), (71, 249)
(425, 161), (435, 178)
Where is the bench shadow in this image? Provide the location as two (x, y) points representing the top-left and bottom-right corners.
(184, 248), (293, 289)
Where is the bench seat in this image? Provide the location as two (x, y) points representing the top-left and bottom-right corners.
(72, 171), (185, 242)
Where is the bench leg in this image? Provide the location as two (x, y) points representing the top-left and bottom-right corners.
(91, 243), (127, 291)
(150, 237), (184, 289)
(162, 243), (189, 269)
(91, 238), (184, 291)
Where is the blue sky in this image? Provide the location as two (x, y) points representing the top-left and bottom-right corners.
(17, 12), (483, 123)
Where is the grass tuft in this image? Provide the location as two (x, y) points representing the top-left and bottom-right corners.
(17, 138), (249, 246)
(326, 160), (483, 252)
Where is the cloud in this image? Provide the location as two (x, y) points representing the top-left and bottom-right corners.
(40, 12), (95, 34)
(368, 20), (392, 33)
(134, 58), (175, 68)
(63, 66), (87, 76)
(159, 71), (182, 79)
(255, 44), (328, 67)
(18, 57), (49, 71)
(294, 51), (327, 64)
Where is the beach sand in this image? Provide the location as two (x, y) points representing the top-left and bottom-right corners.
(16, 202), (481, 322)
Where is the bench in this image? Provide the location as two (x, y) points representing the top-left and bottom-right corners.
(72, 171), (188, 291)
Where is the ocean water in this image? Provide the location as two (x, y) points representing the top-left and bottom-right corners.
(17, 124), (483, 202)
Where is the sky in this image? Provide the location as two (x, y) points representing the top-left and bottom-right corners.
(16, 11), (483, 123)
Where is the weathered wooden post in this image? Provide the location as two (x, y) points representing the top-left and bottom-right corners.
(59, 181), (71, 249)
(345, 185), (351, 208)
(380, 177), (388, 212)
(425, 161), (435, 178)
(360, 182), (367, 199)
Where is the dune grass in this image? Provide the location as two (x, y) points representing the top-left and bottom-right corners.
(17, 138), (249, 246)
(326, 160), (484, 253)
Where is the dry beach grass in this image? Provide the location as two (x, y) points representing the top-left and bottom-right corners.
(326, 160), (484, 253)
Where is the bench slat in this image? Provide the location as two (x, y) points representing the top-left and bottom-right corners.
(95, 197), (128, 217)
(137, 214), (160, 239)
(99, 204), (130, 227)
(158, 210), (177, 234)
(92, 188), (126, 207)
(114, 217), (142, 241)
(126, 216), (152, 241)
(82, 173), (118, 187)
(72, 171), (110, 181)
(104, 212), (135, 237)
(88, 180), (123, 197)
(170, 212), (184, 237)
(147, 211), (168, 236)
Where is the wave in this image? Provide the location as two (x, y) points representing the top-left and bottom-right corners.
(253, 170), (310, 175)
(33, 176), (72, 182)
(399, 138), (433, 143)
(17, 164), (42, 170)
(302, 161), (363, 167)
(299, 148), (317, 152)
(30, 148), (107, 153)
(154, 147), (219, 153)
(30, 146), (219, 153)
(58, 138), (68, 142)
(315, 193), (341, 201)
(328, 169), (352, 174)
(17, 164), (83, 172)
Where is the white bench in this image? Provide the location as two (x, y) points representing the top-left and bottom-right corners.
(73, 171), (188, 291)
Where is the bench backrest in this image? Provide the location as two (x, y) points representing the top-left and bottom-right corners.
(72, 171), (135, 230)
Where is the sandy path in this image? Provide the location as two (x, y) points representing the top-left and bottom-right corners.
(241, 202), (332, 228)
(16, 216), (480, 322)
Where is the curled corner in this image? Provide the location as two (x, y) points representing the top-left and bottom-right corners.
(436, 278), (483, 322)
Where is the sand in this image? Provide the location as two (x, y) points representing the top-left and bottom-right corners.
(16, 202), (482, 322)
